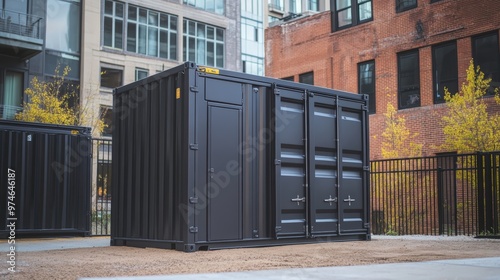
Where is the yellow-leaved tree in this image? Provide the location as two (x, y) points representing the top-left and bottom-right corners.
(441, 60), (500, 153)
(381, 101), (422, 159)
(372, 98), (426, 235)
(15, 65), (105, 136)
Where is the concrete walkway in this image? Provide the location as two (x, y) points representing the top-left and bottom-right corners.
(81, 257), (500, 280)
(4, 236), (110, 252)
(3, 237), (499, 279)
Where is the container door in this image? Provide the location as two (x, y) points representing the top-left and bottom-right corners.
(274, 87), (307, 237)
(207, 105), (242, 241)
(308, 95), (339, 236)
(337, 101), (367, 234)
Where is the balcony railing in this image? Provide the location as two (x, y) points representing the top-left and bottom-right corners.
(0, 104), (22, 120)
(0, 9), (42, 39)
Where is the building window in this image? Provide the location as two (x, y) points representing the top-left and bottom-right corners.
(103, 0), (124, 49)
(299, 71), (314, 85)
(269, 0), (284, 11)
(396, 0), (417, 13)
(358, 60), (375, 114)
(333, 0), (372, 31)
(242, 56), (264, 76)
(101, 66), (123, 89)
(433, 41), (458, 104)
(307, 0), (319, 11)
(398, 50), (420, 109)
(135, 68), (149, 81)
(100, 106), (113, 137)
(1, 71), (24, 120)
(289, 0), (301, 14)
(472, 32), (500, 94)
(46, 0), (81, 54)
(282, 76), (294, 81)
(126, 5), (178, 59)
(103, 0), (178, 60)
(183, 19), (225, 68)
(183, 0), (224, 15)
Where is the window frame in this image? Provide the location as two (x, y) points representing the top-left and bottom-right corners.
(100, 65), (124, 89)
(103, 0), (124, 49)
(397, 49), (421, 110)
(102, 0), (178, 60)
(472, 31), (500, 95)
(135, 68), (149, 81)
(307, 0), (319, 12)
(358, 60), (376, 114)
(183, 0), (225, 15)
(396, 0), (417, 13)
(299, 71), (314, 85)
(183, 18), (225, 68)
(432, 41), (458, 104)
(1, 70), (25, 120)
(332, 0), (373, 31)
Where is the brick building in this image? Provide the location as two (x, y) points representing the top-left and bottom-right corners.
(265, 0), (500, 159)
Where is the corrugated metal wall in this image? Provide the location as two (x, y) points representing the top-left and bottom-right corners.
(112, 64), (187, 244)
(0, 120), (91, 237)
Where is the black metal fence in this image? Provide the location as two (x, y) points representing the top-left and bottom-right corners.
(91, 138), (112, 235)
(90, 139), (499, 237)
(371, 152), (500, 236)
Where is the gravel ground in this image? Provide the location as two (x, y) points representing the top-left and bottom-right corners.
(2, 235), (500, 280)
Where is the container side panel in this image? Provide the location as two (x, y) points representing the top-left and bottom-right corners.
(274, 88), (307, 237)
(112, 72), (182, 242)
(208, 105), (243, 241)
(309, 95), (339, 235)
(0, 121), (91, 236)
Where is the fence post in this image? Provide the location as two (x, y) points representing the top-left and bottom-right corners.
(476, 152), (485, 235)
(484, 153), (493, 234)
(437, 167), (444, 235)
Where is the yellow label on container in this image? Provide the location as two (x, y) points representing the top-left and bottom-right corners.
(71, 130), (79, 135)
(198, 66), (220, 75)
(176, 88), (181, 99)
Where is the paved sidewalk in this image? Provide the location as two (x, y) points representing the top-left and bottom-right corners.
(3, 236), (110, 252)
(81, 257), (500, 280)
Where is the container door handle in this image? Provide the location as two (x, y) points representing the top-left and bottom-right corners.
(324, 195), (338, 206)
(291, 195), (306, 205)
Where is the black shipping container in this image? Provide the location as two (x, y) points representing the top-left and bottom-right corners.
(111, 62), (370, 251)
(0, 120), (91, 237)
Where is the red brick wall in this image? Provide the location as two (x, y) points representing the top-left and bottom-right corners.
(265, 0), (500, 160)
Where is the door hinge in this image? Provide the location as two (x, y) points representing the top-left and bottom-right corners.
(189, 226), (198, 233)
(275, 226), (282, 233)
(364, 223), (371, 229)
(363, 166), (370, 171)
(190, 86), (198, 93)
(275, 159), (281, 165)
(190, 143), (199, 150)
(189, 197), (198, 204)
(274, 88), (280, 95)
